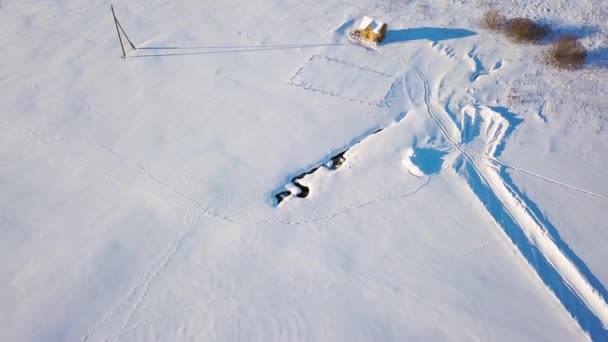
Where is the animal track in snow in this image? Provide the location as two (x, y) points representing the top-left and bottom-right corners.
(288, 54), (396, 107)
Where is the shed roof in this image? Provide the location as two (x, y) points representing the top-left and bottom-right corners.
(358, 16), (374, 30)
(358, 16), (386, 34)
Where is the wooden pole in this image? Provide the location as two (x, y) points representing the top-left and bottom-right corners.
(116, 17), (136, 50)
(111, 5), (126, 58)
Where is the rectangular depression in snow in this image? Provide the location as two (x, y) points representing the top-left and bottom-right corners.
(289, 55), (396, 106)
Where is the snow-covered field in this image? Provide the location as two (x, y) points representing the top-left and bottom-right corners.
(1, 0), (608, 341)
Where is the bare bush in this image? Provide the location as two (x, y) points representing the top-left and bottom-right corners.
(545, 35), (587, 70)
(480, 10), (505, 31)
(504, 17), (550, 43)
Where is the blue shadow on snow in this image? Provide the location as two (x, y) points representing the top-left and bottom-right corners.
(587, 47), (608, 69)
(462, 105), (608, 340)
(456, 158), (608, 342)
(488, 106), (524, 158)
(500, 167), (608, 312)
(383, 27), (476, 44)
(411, 147), (447, 175)
(486, 105), (608, 310)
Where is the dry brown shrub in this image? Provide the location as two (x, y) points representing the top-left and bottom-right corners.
(544, 35), (587, 70)
(504, 17), (550, 43)
(480, 10), (505, 31)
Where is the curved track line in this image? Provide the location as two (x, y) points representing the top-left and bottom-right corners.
(203, 177), (431, 226)
(0, 119), (430, 227)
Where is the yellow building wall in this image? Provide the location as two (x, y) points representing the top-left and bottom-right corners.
(361, 27), (380, 42)
(358, 23), (388, 43)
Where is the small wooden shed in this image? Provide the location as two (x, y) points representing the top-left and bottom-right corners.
(354, 16), (388, 43)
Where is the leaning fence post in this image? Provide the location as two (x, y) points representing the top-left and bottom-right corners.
(111, 5), (126, 58)
(116, 18), (136, 50)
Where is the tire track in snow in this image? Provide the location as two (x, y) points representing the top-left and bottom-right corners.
(372, 46), (608, 337)
(469, 152), (608, 203)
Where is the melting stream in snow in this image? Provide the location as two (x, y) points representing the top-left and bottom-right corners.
(273, 123), (395, 205)
(273, 150), (351, 205)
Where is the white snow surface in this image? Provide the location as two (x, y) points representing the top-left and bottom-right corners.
(1, 0), (608, 341)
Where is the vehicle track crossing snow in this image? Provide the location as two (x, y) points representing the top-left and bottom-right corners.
(373, 44), (608, 338)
